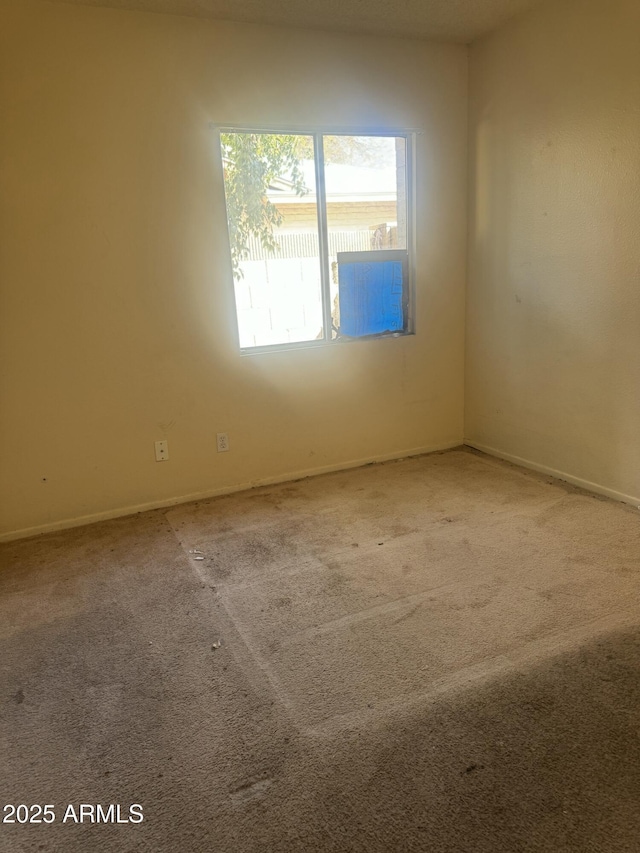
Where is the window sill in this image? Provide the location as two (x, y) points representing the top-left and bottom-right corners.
(239, 330), (415, 356)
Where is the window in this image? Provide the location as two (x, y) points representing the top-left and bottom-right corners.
(219, 130), (414, 352)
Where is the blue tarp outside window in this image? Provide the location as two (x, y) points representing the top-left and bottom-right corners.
(337, 250), (408, 337)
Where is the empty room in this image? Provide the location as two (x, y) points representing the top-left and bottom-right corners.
(1, 0), (639, 849)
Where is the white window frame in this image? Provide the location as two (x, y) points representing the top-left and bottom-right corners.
(217, 126), (417, 355)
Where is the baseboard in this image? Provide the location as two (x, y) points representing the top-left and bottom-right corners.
(464, 440), (640, 509)
(0, 439), (463, 543)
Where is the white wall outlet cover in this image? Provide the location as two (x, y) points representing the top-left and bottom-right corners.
(155, 440), (169, 461)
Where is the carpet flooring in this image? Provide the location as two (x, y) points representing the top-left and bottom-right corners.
(1, 448), (640, 852)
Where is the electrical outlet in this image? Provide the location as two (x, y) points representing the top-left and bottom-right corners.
(216, 433), (229, 453)
(154, 440), (169, 462)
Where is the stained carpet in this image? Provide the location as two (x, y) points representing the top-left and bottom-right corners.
(1, 448), (640, 851)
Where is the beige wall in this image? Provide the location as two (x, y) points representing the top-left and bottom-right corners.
(0, 0), (467, 539)
(466, 0), (640, 503)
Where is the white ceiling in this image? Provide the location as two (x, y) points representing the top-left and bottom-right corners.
(50, 0), (546, 43)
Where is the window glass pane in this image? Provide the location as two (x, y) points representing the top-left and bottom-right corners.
(221, 132), (324, 348)
(322, 136), (407, 336)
